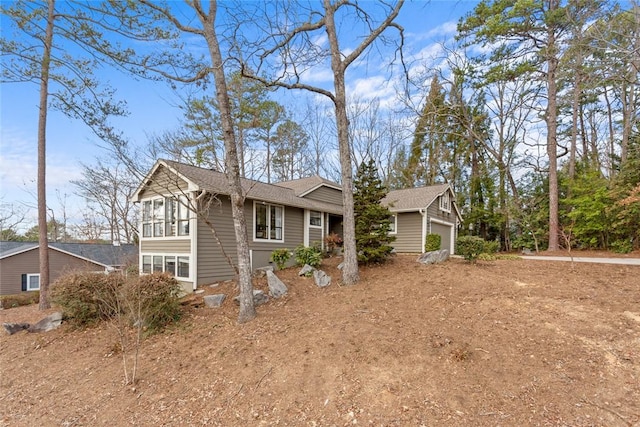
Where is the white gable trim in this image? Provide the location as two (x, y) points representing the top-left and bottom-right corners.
(130, 159), (201, 203)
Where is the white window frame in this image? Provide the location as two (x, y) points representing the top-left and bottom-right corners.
(309, 210), (323, 228)
(141, 253), (191, 280)
(439, 192), (451, 213)
(140, 195), (191, 240)
(27, 273), (40, 291)
(389, 214), (397, 234)
(253, 201), (285, 242)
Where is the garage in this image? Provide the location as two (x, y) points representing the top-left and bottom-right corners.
(430, 220), (455, 254)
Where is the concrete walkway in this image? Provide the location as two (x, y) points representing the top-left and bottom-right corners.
(520, 255), (640, 266)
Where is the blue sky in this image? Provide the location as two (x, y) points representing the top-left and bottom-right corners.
(0, 1), (477, 230)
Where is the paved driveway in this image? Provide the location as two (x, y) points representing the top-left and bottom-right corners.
(520, 255), (640, 266)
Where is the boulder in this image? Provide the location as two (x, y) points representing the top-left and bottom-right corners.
(266, 270), (288, 298)
(337, 262), (344, 270)
(313, 269), (331, 288)
(417, 249), (450, 265)
(27, 312), (63, 333)
(234, 289), (269, 306)
(255, 265), (274, 277)
(203, 294), (226, 308)
(3, 322), (30, 335)
(298, 264), (315, 276)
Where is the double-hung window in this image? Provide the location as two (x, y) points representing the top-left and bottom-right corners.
(142, 195), (190, 238)
(27, 274), (40, 291)
(389, 214), (397, 234)
(255, 202), (284, 241)
(439, 192), (451, 213)
(309, 210), (322, 227)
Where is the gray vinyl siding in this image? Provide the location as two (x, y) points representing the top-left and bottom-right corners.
(140, 239), (191, 253)
(195, 198), (307, 285)
(303, 186), (343, 205)
(427, 197), (457, 224)
(0, 249), (104, 295)
(138, 165), (189, 199)
(197, 196), (238, 285)
(309, 227), (323, 248)
(393, 211), (423, 253)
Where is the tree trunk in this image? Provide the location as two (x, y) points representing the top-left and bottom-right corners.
(546, 2), (560, 251)
(38, 0), (55, 310)
(324, 0), (359, 285)
(200, 1), (255, 323)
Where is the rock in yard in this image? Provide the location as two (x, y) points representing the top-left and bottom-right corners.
(3, 322), (30, 335)
(417, 249), (449, 265)
(204, 294), (226, 308)
(313, 269), (331, 288)
(266, 270), (288, 298)
(28, 312), (63, 333)
(255, 265), (274, 277)
(337, 262), (344, 270)
(234, 289), (269, 306)
(298, 264), (316, 276)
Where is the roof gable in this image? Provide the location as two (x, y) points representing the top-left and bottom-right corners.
(134, 160), (343, 214)
(275, 175), (341, 196)
(0, 241), (138, 267)
(383, 184), (451, 211)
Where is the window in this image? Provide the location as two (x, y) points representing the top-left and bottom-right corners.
(153, 199), (164, 236)
(142, 255), (152, 273)
(389, 214), (397, 234)
(141, 254), (189, 279)
(27, 274), (40, 291)
(141, 195), (190, 238)
(153, 255), (163, 272)
(439, 192), (451, 213)
(255, 202), (284, 241)
(142, 201), (152, 237)
(309, 210), (322, 227)
(177, 256), (189, 278)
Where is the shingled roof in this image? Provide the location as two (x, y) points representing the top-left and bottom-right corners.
(0, 241), (138, 267)
(274, 175), (341, 196)
(141, 160), (343, 215)
(383, 183), (451, 211)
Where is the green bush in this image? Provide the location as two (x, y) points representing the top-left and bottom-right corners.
(294, 244), (323, 268)
(270, 248), (291, 270)
(483, 240), (500, 254)
(456, 236), (487, 262)
(610, 239), (633, 254)
(424, 234), (441, 252)
(51, 272), (123, 327)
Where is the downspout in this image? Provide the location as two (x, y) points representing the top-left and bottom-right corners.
(419, 208), (427, 253)
(191, 191), (201, 291)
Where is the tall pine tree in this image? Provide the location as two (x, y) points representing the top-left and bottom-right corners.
(354, 160), (396, 264)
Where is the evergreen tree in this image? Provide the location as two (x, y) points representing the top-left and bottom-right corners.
(353, 160), (396, 264)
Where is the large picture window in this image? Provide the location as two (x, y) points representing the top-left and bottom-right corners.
(141, 195), (190, 238)
(255, 202), (284, 241)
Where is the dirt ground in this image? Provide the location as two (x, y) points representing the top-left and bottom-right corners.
(1, 253), (639, 427)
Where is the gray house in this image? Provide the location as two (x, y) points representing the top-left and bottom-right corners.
(132, 160), (462, 292)
(130, 160), (344, 292)
(0, 241), (138, 296)
(384, 184), (463, 254)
